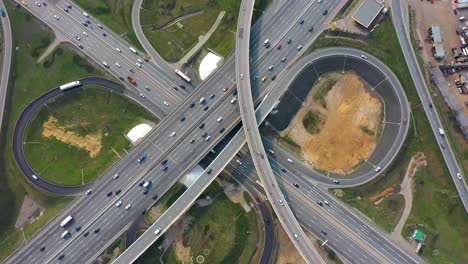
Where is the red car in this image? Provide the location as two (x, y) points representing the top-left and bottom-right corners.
(223, 86), (229, 91)
(402, 118), (407, 125)
(144, 57), (150, 62)
(66, 3), (72, 8)
(127, 76), (136, 85)
(254, 196), (261, 203)
(277, 44), (282, 50)
(172, 85), (178, 91)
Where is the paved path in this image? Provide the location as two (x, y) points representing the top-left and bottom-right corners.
(0, 1), (13, 137)
(392, 158), (415, 238)
(174, 11), (225, 68)
(37, 36), (66, 63)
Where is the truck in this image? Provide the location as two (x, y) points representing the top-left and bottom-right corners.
(438, 127), (445, 136)
(129, 47), (137, 54)
(60, 215), (73, 227)
(59, 81), (81, 91)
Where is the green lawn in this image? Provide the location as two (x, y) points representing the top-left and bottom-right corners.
(138, 182), (259, 263)
(74, 0), (143, 51)
(309, 16), (468, 263)
(23, 86), (157, 186)
(303, 111), (321, 134)
(334, 0), (360, 20)
(0, 1), (108, 261)
(141, 0), (242, 62)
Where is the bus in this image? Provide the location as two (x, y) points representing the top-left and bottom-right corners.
(60, 215), (73, 227)
(59, 81), (81, 91)
(129, 47), (137, 54)
(175, 69), (191, 83)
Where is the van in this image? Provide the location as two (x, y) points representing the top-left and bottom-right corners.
(263, 38), (270, 46)
(61, 231), (70, 239)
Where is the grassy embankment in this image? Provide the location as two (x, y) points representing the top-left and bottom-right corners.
(0, 1), (109, 261)
(24, 87), (157, 186)
(138, 181), (259, 263)
(307, 15), (468, 263)
(74, 0), (143, 50)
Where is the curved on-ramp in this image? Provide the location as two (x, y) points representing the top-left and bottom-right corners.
(0, 1), (13, 137)
(12, 77), (143, 196)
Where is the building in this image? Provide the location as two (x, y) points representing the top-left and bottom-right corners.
(430, 25), (445, 59)
(352, 0), (384, 28)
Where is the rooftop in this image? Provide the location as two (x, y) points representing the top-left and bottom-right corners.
(352, 0), (384, 28)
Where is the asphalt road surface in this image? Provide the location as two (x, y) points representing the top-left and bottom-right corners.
(0, 1), (13, 137)
(391, 0), (468, 212)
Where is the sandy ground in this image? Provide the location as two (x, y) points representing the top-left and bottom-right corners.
(15, 195), (43, 229)
(281, 72), (382, 174)
(42, 116), (102, 158)
(275, 225), (306, 264)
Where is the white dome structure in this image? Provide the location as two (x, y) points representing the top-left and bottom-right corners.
(126, 124), (152, 143)
(199, 52), (222, 80)
(180, 165), (204, 187)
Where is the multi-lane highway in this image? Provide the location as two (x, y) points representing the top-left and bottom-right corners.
(7, 0), (344, 263)
(391, 0), (468, 211)
(0, 0), (12, 136)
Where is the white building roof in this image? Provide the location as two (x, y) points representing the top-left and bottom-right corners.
(199, 52), (222, 80)
(126, 124), (152, 143)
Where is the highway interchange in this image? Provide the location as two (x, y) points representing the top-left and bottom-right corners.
(1, 0), (465, 263)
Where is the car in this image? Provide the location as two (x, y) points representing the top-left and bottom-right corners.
(281, 57), (286, 62)
(180, 117), (186, 122)
(142, 209), (147, 215)
(66, 3), (72, 8)
(278, 199), (284, 206)
(281, 168), (287, 173)
(230, 97), (237, 104)
(53, 15), (59, 20)
(113, 62), (121, 68)
(136, 62), (142, 68)
(106, 192), (113, 197)
(299, 19), (304, 24)
(199, 123), (205, 129)
(143, 189), (148, 195)
(202, 132), (208, 137)
(75, 35), (81, 41)
(189, 138), (195, 144)
(205, 136), (211, 142)
(217, 116), (223, 122)
(21, 1), (28, 6)
(207, 168), (212, 174)
(287, 38), (292, 44)
(233, 90), (238, 95)
(219, 128), (225, 133)
(277, 44), (282, 50)
(32, 174), (38, 180)
(254, 196), (261, 203)
(161, 165), (168, 171)
(164, 101), (169, 106)
(223, 86), (229, 91)
(137, 58), (143, 64)
(172, 85), (178, 91)
(428, 103), (433, 108)
(240, 74), (244, 80)
(125, 204), (132, 210)
(402, 118), (407, 125)
(457, 173), (462, 180)
(83, 12), (89, 18)
(333, 179), (340, 184)
(268, 65), (274, 71)
(236, 159), (242, 165)
(86, 20), (91, 24)
(152, 195), (158, 200)
(129, 69), (135, 73)
(294, 234), (299, 240)
(137, 154), (147, 163)
(190, 102), (195, 108)
(115, 48), (122, 53)
(78, 44), (83, 49)
(75, 226), (81, 232)
(139, 93), (145, 98)
(320, 230), (328, 236)
(94, 228), (100, 234)
(375, 166), (381, 172)
(97, 24), (103, 29)
(83, 231), (89, 237)
(210, 149), (216, 154)
(293, 183), (299, 188)
(360, 54), (367, 59)
(155, 228), (162, 235)
(115, 201), (122, 207)
(58, 255), (65, 260)
(317, 201), (323, 206)
(297, 45), (303, 51)
(115, 189), (121, 195)
(323, 9), (328, 15)
(82, 31), (88, 37)
(323, 200), (330, 206)
(179, 84), (185, 89)
(169, 132), (176, 138)
(63, 8), (68, 12)
(209, 94), (215, 99)
(261, 76), (267, 82)
(85, 190), (92, 195)
(139, 181), (144, 187)
(119, 76), (124, 81)
(144, 57), (150, 62)
(82, 22), (88, 27)
(204, 105), (209, 111)
(40, 246), (46, 252)
(309, 26), (314, 32)
(102, 32), (107, 37)
(318, 0), (322, 2)
(287, 158), (293, 164)
(271, 75), (276, 80)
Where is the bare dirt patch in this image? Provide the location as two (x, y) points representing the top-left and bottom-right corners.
(42, 116), (103, 158)
(276, 225), (306, 264)
(280, 72), (382, 174)
(15, 195), (43, 229)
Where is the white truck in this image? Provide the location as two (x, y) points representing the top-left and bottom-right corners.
(438, 127), (445, 136)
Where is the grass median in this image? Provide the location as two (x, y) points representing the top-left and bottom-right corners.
(308, 16), (468, 263)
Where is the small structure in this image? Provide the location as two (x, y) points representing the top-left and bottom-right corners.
(199, 52), (222, 80)
(352, 0), (384, 29)
(411, 229), (426, 254)
(429, 25), (445, 59)
(126, 124), (152, 144)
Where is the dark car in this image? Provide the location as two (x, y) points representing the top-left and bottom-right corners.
(293, 183), (299, 188)
(281, 168), (286, 173)
(323, 9), (328, 15)
(271, 75), (276, 80)
(219, 128), (225, 133)
(58, 255), (65, 260)
(82, 22), (88, 27)
(78, 44), (83, 49)
(299, 19), (304, 24)
(40, 246), (46, 252)
(86, 20), (91, 24)
(309, 26), (314, 32)
(209, 94), (215, 99)
(102, 32), (107, 37)
(115, 189), (121, 195)
(139, 181), (144, 187)
(106, 192), (112, 197)
(202, 132), (208, 137)
(190, 102), (195, 108)
(317, 201), (323, 206)
(179, 84), (185, 89)
(180, 117), (186, 122)
(161, 165), (168, 171)
(204, 105), (209, 111)
(94, 228), (100, 234)
(119, 76), (125, 81)
(75, 226), (81, 232)
(129, 69), (135, 74)
(207, 168), (212, 174)
(162, 159), (168, 164)
(320, 230), (328, 236)
(429, 103), (433, 108)
(152, 195), (158, 200)
(142, 209), (147, 215)
(83, 231), (89, 237)
(143, 189), (148, 195)
(199, 123), (205, 129)
(233, 90), (238, 95)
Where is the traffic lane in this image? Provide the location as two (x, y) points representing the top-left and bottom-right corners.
(0, 0), (12, 137)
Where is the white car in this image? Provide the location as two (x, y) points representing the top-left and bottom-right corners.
(32, 174), (38, 180)
(85, 190), (92, 195)
(375, 166), (381, 172)
(115, 201), (122, 207)
(139, 93), (145, 98)
(294, 234), (299, 240)
(97, 24), (103, 29)
(323, 200), (329, 206)
(83, 31), (88, 37)
(154, 228), (162, 235)
(268, 65), (274, 71)
(169, 132), (176, 138)
(83, 12), (89, 17)
(279, 199), (284, 206)
(35, 1), (41, 7)
(163, 101), (169, 106)
(113, 173), (119, 179)
(136, 62), (142, 68)
(240, 74), (244, 80)
(115, 47), (122, 53)
(318, 0), (322, 3)
(137, 58), (143, 64)
(205, 135), (211, 142)
(125, 204), (132, 210)
(230, 97), (237, 104)
(287, 158), (294, 164)
(53, 15), (59, 20)
(115, 62), (121, 68)
(217, 116), (223, 122)
(297, 45), (303, 51)
(457, 173), (462, 180)
(75, 35), (81, 41)
(361, 54), (367, 59)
